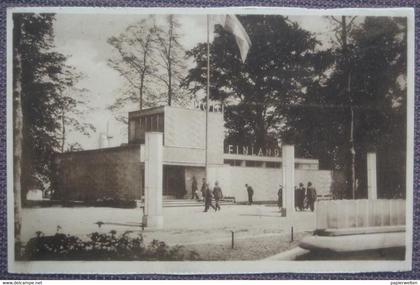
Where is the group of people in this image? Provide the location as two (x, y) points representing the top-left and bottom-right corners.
(191, 177), (223, 212)
(191, 177), (256, 211)
(294, 182), (317, 212)
(191, 176), (317, 212)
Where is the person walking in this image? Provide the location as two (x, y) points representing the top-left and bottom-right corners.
(200, 178), (207, 201)
(277, 185), (283, 209)
(203, 183), (216, 212)
(297, 183), (305, 211)
(245, 184), (254, 205)
(213, 181), (223, 211)
(191, 176), (199, 200)
(307, 182), (317, 212)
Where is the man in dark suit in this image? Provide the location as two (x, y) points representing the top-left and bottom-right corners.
(307, 182), (317, 212)
(277, 185), (283, 209)
(213, 181), (223, 211)
(204, 183), (216, 212)
(191, 176), (199, 200)
(297, 183), (305, 211)
(200, 178), (206, 201)
(245, 184), (254, 205)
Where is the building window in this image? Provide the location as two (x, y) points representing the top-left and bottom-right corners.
(158, 113), (164, 131)
(146, 116), (152, 131)
(266, 162), (281, 168)
(295, 163), (305, 169)
(224, 159), (234, 166)
(234, 160), (242, 166)
(150, 115), (156, 130)
(129, 121), (135, 141)
(134, 119), (140, 139)
(139, 117), (144, 130)
(245, 161), (263, 167)
(224, 159), (242, 167)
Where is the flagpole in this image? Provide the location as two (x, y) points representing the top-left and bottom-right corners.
(205, 14), (210, 184)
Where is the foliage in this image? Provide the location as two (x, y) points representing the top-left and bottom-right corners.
(281, 16), (407, 198)
(107, 16), (158, 122)
(154, 15), (189, 107)
(22, 230), (200, 261)
(107, 15), (189, 124)
(184, 15), (406, 198)
(13, 13), (94, 197)
(183, 15), (331, 149)
(89, 197), (137, 208)
(59, 86), (96, 153)
(23, 198), (137, 208)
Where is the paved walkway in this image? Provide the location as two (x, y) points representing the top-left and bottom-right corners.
(21, 204), (316, 246)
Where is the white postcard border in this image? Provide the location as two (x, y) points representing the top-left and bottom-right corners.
(6, 6), (415, 275)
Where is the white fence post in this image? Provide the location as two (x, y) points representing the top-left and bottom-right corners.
(142, 132), (163, 228)
(367, 152), (378, 199)
(282, 145), (295, 217)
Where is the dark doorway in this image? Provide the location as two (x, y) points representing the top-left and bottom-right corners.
(163, 165), (186, 199)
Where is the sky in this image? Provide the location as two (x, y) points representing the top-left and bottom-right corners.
(52, 13), (334, 150)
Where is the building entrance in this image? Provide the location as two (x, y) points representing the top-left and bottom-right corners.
(163, 165), (186, 199)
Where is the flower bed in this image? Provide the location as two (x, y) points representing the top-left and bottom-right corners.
(21, 230), (200, 261)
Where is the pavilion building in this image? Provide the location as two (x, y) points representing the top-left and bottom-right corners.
(55, 105), (337, 203)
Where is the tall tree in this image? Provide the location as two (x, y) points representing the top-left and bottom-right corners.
(350, 16), (407, 198)
(282, 16), (407, 198)
(108, 16), (158, 121)
(58, 85), (96, 152)
(14, 13), (91, 201)
(334, 16), (357, 199)
(184, 15), (329, 150)
(155, 15), (187, 106)
(12, 13), (24, 255)
(108, 15), (189, 124)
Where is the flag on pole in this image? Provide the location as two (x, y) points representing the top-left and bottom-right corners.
(213, 15), (252, 63)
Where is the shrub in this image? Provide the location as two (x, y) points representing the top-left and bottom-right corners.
(22, 230), (200, 261)
(90, 197), (137, 208)
(22, 198), (137, 209)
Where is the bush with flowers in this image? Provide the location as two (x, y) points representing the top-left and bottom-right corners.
(22, 230), (200, 261)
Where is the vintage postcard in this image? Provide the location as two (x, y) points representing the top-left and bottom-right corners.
(6, 6), (414, 274)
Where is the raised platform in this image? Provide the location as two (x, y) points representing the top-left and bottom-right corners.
(314, 225), (405, 236)
(300, 227), (406, 253)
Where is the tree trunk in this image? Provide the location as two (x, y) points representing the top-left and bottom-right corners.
(349, 74), (356, 199)
(167, 15), (173, 106)
(254, 107), (266, 150)
(139, 35), (151, 110)
(13, 14), (23, 257)
(341, 16), (357, 199)
(61, 108), (65, 152)
(139, 71), (145, 110)
(168, 56), (172, 106)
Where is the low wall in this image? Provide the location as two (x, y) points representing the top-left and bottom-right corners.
(54, 145), (143, 201)
(316, 199), (406, 229)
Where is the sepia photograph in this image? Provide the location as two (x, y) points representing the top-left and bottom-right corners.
(7, 7), (414, 274)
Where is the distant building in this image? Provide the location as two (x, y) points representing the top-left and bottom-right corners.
(55, 106), (338, 202)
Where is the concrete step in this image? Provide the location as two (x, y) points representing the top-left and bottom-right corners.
(164, 199), (236, 207)
(136, 199), (236, 208)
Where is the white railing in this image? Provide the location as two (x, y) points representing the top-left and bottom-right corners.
(315, 199), (406, 230)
